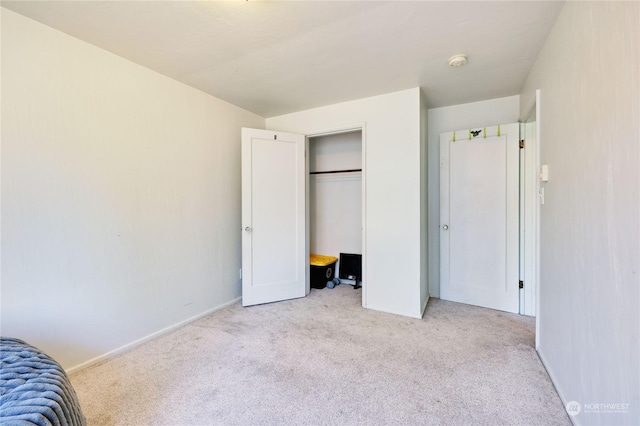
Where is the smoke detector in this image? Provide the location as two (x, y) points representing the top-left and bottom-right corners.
(448, 54), (468, 68)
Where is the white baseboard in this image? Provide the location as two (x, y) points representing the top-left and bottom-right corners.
(66, 297), (241, 374)
(421, 295), (430, 318)
(365, 303), (424, 319)
(537, 348), (575, 425)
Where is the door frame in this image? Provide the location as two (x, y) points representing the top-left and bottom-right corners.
(520, 98), (540, 317)
(521, 89), (542, 346)
(305, 123), (367, 308)
(437, 112), (541, 319)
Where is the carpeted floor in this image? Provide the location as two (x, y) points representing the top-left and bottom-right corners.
(70, 285), (570, 425)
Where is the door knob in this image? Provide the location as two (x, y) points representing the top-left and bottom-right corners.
(244, 226), (252, 232)
(442, 224), (449, 230)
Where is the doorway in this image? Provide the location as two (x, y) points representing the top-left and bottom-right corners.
(240, 127), (365, 308)
(308, 129), (364, 303)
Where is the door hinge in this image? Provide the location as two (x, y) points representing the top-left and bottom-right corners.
(519, 280), (524, 289)
(519, 140), (525, 149)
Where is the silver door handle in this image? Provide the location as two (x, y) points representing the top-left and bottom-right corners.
(244, 226), (252, 232)
(442, 224), (449, 230)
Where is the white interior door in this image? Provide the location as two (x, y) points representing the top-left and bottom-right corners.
(241, 128), (307, 306)
(440, 123), (519, 313)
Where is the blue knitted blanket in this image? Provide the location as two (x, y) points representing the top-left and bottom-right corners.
(0, 337), (85, 426)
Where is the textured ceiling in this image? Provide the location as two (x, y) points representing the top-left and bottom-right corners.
(1, 1), (564, 117)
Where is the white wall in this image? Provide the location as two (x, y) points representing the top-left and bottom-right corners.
(267, 88), (426, 318)
(309, 132), (362, 173)
(309, 132), (362, 278)
(520, 2), (639, 425)
(427, 95), (520, 297)
(419, 91), (429, 313)
(1, 9), (264, 370)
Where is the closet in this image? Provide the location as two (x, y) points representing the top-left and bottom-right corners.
(308, 130), (363, 288)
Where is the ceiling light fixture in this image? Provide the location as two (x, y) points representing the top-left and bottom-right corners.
(448, 54), (468, 68)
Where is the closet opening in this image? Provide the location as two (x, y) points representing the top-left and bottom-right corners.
(307, 128), (364, 305)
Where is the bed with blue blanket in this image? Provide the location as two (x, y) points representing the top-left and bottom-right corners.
(0, 337), (86, 426)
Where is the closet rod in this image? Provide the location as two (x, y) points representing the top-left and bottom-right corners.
(310, 168), (362, 175)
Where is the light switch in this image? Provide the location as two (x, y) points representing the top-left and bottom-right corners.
(540, 165), (549, 182)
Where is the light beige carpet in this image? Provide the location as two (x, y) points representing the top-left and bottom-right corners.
(70, 285), (569, 425)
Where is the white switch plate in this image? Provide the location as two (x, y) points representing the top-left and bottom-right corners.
(541, 165), (549, 182)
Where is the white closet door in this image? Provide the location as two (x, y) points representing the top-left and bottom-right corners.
(440, 123), (519, 313)
(241, 128), (307, 306)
